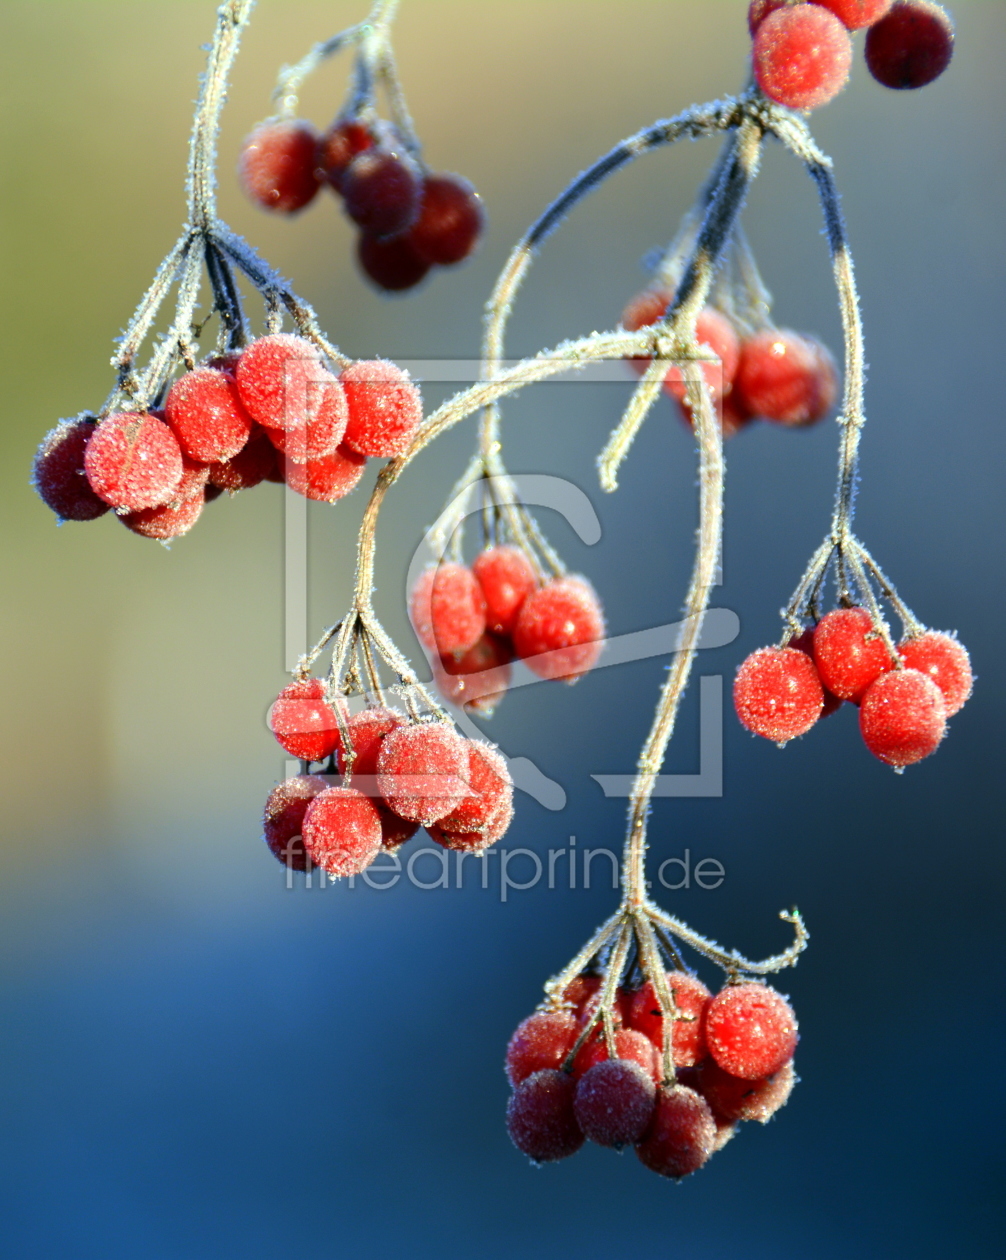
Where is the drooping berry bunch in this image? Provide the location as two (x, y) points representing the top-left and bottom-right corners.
(750, 0), (953, 111)
(239, 15), (484, 292)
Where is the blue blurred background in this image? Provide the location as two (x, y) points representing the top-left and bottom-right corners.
(1, 2), (1003, 1256)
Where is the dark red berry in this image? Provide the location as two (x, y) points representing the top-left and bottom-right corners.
(625, 972), (712, 1068)
(574, 1059), (657, 1147)
(317, 118), (374, 192)
(357, 231), (432, 292)
(897, 631), (972, 716)
(263, 774), (330, 871)
(635, 1086), (717, 1179)
(748, 0), (790, 35)
(410, 563), (487, 657)
(164, 367), (255, 463)
(407, 173), (485, 266)
(865, 0), (954, 89)
(704, 983), (798, 1080)
(512, 576), (606, 683)
(506, 1069), (584, 1163)
(506, 1011), (579, 1086)
(268, 677), (345, 763)
(812, 606), (894, 703)
(33, 419), (110, 521)
(676, 393), (755, 440)
(120, 490), (204, 540)
(342, 148), (422, 239)
(697, 1057), (797, 1123)
(207, 428), (280, 492)
(83, 412), (184, 512)
(340, 360), (423, 458)
(734, 329), (839, 426)
(376, 722), (469, 826)
(432, 634), (513, 715)
(301, 785), (383, 878)
(753, 5), (854, 111)
(472, 546), (539, 636)
(239, 119), (321, 214)
(733, 646), (825, 742)
(859, 668), (946, 767)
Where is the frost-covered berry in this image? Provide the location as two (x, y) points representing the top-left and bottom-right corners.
(207, 428), (280, 492)
(33, 419), (110, 521)
(376, 722), (469, 825)
(410, 563), (487, 657)
(734, 329), (839, 426)
(663, 307), (742, 405)
(408, 173), (485, 266)
(791, 628), (843, 716)
(472, 546), (538, 636)
(301, 785), (383, 878)
(337, 707), (406, 790)
(625, 972), (712, 1068)
(817, 0), (894, 29)
(120, 490), (205, 540)
(574, 1059), (656, 1147)
(704, 983), (798, 1080)
(317, 118), (375, 192)
(897, 631), (972, 716)
(812, 606), (894, 702)
(83, 411), (184, 512)
(859, 668), (946, 767)
(342, 148), (422, 238)
(267, 678), (344, 763)
(573, 1028), (660, 1085)
(733, 646), (825, 742)
(635, 1086), (717, 1179)
(339, 360), (423, 458)
(260, 371), (347, 464)
(865, 0), (954, 89)
(234, 335), (324, 432)
(263, 774), (330, 871)
(697, 1057), (797, 1123)
(512, 576), (606, 683)
(753, 5), (854, 111)
(239, 119), (321, 214)
(433, 634), (513, 715)
(433, 741), (513, 838)
(677, 393), (755, 440)
(506, 1011), (579, 1086)
(164, 368), (255, 463)
(506, 1069), (584, 1163)
(357, 231), (432, 292)
(282, 445), (368, 502)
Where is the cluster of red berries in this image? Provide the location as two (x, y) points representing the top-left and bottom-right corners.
(623, 289), (838, 438)
(734, 610), (972, 767)
(750, 0), (954, 111)
(264, 686), (514, 875)
(409, 549), (607, 711)
(239, 116), (485, 292)
(506, 974), (797, 1178)
(33, 335), (422, 539)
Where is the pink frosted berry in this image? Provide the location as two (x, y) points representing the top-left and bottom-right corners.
(865, 0), (954, 89)
(897, 631), (972, 717)
(342, 148), (422, 238)
(234, 335), (324, 432)
(409, 563), (487, 657)
(733, 646), (825, 742)
(33, 419), (110, 521)
(625, 972), (712, 1068)
(506, 1069), (584, 1163)
(574, 1059), (657, 1147)
(339, 360), (423, 459)
(120, 490), (204, 541)
(472, 546), (538, 636)
(428, 790), (513, 852)
(512, 575), (606, 683)
(301, 785), (383, 878)
(817, 0), (894, 29)
(812, 606), (894, 703)
(753, 5), (854, 111)
(734, 329), (839, 426)
(337, 707), (407, 787)
(506, 1010), (579, 1086)
(164, 368), (255, 463)
(635, 1086), (717, 1179)
(207, 428), (280, 492)
(433, 634), (513, 715)
(697, 1057), (797, 1123)
(263, 774), (330, 871)
(83, 411), (184, 512)
(376, 723), (469, 825)
(238, 119), (321, 214)
(572, 1028), (660, 1085)
(433, 741), (513, 837)
(859, 668), (947, 767)
(282, 445), (367, 502)
(268, 678), (344, 763)
(704, 983), (798, 1080)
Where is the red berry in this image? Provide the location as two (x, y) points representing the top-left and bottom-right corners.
(434, 741), (513, 837)
(120, 490), (204, 540)
(748, 0), (790, 35)
(573, 1028), (660, 1085)
(704, 983), (798, 1080)
(172, 452), (211, 504)
(696, 1057), (796, 1123)
(337, 707), (406, 786)
(512, 576), (606, 683)
(574, 1059), (657, 1147)
(83, 411), (184, 512)
(506, 1011), (579, 1086)
(340, 360), (423, 459)
(234, 335), (324, 433)
(301, 785), (383, 878)
(238, 119), (321, 214)
(733, 646), (825, 742)
(635, 1086), (717, 1179)
(663, 307), (741, 405)
(563, 975), (603, 1014)
(790, 628), (843, 716)
(622, 286), (671, 351)
(753, 5), (854, 111)
(625, 972), (712, 1068)
(677, 393), (755, 440)
(33, 419), (110, 521)
(506, 1069), (584, 1163)
(357, 231), (432, 292)
(282, 445), (367, 502)
(865, 0), (954, 89)
(897, 631), (972, 716)
(375, 806), (420, 853)
(164, 368), (255, 463)
(376, 722), (469, 825)
(812, 606), (894, 702)
(472, 546), (539, 636)
(207, 428), (280, 492)
(410, 563), (487, 657)
(734, 329), (839, 426)
(859, 668), (947, 767)
(268, 677), (345, 763)
(817, 0), (893, 29)
(407, 173), (485, 266)
(317, 118), (374, 192)
(432, 634), (513, 715)
(263, 774), (330, 871)
(342, 148), (422, 239)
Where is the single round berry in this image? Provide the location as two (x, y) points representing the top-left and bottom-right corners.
(506, 1069), (584, 1163)
(506, 1011), (579, 1086)
(340, 360), (423, 459)
(337, 707), (407, 788)
(625, 972), (712, 1068)
(375, 805), (420, 853)
(164, 367), (255, 463)
(376, 722), (469, 825)
(898, 631), (972, 716)
(733, 646), (825, 742)
(790, 628), (844, 716)
(282, 444), (367, 502)
(859, 668), (947, 767)
(697, 1057), (797, 1123)
(342, 148), (422, 238)
(263, 774), (330, 871)
(83, 411), (184, 512)
(268, 677), (344, 763)
(753, 5), (854, 111)
(663, 307), (742, 405)
(574, 1059), (657, 1148)
(357, 231), (432, 292)
(817, 0), (894, 29)
(317, 118), (374, 192)
(573, 1028), (660, 1085)
(704, 983), (798, 1080)
(433, 634), (513, 715)
(409, 563), (487, 657)
(734, 329), (839, 426)
(207, 428), (280, 492)
(512, 575), (606, 683)
(120, 490), (204, 540)
(301, 785), (383, 878)
(635, 1086), (717, 1179)
(234, 334), (328, 434)
(173, 453), (211, 503)
(865, 0), (954, 89)
(33, 419), (110, 521)
(407, 173), (485, 266)
(434, 741), (513, 837)
(472, 546), (539, 637)
(812, 606), (894, 702)
(261, 371), (347, 464)
(238, 118), (321, 214)
(428, 787), (514, 853)
(748, 0), (790, 35)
